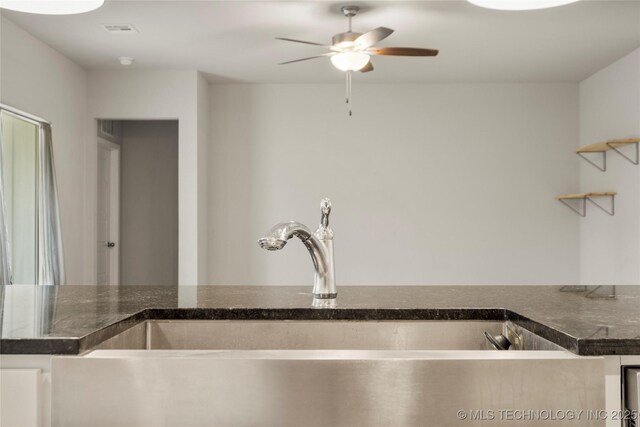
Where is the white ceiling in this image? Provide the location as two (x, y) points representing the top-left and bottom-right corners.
(3, 0), (640, 83)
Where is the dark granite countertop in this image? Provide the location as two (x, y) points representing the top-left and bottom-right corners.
(1, 285), (639, 356)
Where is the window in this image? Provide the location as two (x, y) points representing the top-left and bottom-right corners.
(1, 110), (38, 284)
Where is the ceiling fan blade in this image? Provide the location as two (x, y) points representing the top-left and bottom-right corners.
(367, 47), (439, 57)
(275, 37), (328, 47)
(354, 27), (394, 49)
(360, 61), (374, 73)
(279, 54), (331, 65)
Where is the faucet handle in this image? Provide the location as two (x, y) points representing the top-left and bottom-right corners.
(320, 198), (331, 228)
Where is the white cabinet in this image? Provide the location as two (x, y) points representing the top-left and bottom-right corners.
(0, 355), (52, 427)
(1, 369), (42, 427)
(605, 356), (640, 427)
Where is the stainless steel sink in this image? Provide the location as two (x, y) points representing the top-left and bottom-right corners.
(92, 320), (561, 351)
(52, 320), (604, 427)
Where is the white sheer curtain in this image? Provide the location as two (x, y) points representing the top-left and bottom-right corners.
(0, 125), (11, 286)
(0, 107), (65, 285)
(37, 124), (65, 285)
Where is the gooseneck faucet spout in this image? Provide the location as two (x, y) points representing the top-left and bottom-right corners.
(258, 198), (337, 303)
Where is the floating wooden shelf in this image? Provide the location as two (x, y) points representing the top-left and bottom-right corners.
(576, 138), (639, 171)
(556, 192), (616, 200)
(608, 137), (640, 146)
(576, 143), (610, 153)
(556, 192), (616, 217)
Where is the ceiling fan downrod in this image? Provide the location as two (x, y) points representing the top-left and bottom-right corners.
(341, 5), (359, 32)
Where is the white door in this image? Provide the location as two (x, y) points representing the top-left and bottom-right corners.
(97, 138), (120, 285)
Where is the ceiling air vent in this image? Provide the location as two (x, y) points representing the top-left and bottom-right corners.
(101, 24), (138, 34)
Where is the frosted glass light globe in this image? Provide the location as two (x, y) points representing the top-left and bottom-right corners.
(0, 0), (104, 15)
(467, 0), (580, 11)
(330, 52), (370, 72)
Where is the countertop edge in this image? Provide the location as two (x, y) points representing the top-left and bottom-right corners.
(4, 306), (637, 356)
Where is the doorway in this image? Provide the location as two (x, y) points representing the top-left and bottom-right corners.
(96, 120), (179, 286)
(97, 137), (120, 285)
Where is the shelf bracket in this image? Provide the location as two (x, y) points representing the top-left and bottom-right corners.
(559, 285), (587, 293)
(556, 192), (615, 217)
(558, 285), (617, 300)
(586, 194), (614, 216)
(585, 285), (617, 300)
(606, 140), (639, 165)
(558, 197), (587, 217)
(577, 151), (606, 171)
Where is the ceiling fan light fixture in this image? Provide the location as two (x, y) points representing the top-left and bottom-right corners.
(336, 41), (355, 49)
(0, 0), (104, 15)
(330, 52), (370, 72)
(467, 0), (580, 10)
(276, 6), (439, 115)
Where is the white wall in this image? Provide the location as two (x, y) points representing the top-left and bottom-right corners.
(197, 73), (210, 284)
(579, 48), (640, 285)
(120, 120), (178, 285)
(87, 70), (208, 285)
(5, 12), (635, 287)
(208, 83), (580, 285)
(0, 15), (89, 284)
(1, 17), (210, 286)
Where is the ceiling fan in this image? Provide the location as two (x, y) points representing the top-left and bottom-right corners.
(277, 5), (439, 115)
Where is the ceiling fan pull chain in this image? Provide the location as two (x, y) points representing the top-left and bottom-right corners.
(345, 71), (349, 104)
(346, 71), (353, 116)
(349, 72), (353, 116)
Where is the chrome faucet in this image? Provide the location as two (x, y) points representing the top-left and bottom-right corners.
(258, 198), (336, 304)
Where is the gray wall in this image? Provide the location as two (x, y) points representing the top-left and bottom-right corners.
(209, 83), (580, 286)
(579, 48), (640, 285)
(1, 16), (90, 284)
(121, 120), (178, 285)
